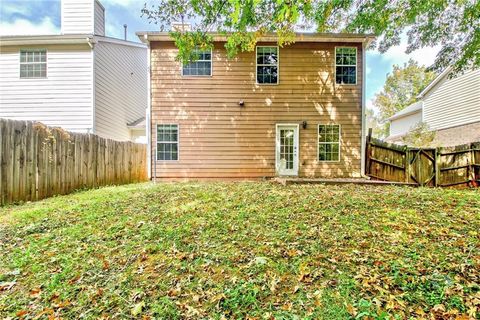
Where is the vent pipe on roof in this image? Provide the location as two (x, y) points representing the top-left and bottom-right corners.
(172, 22), (191, 32)
(123, 24), (127, 41)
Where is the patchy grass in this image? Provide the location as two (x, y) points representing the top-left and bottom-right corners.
(0, 182), (479, 319)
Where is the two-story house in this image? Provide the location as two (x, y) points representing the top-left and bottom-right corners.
(137, 32), (373, 179)
(0, 0), (148, 142)
(386, 68), (480, 146)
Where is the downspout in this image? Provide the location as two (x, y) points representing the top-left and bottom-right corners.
(145, 34), (153, 181)
(360, 41), (367, 177)
(87, 37), (97, 134)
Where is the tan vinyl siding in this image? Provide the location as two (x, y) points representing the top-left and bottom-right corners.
(423, 69), (480, 130)
(150, 41), (363, 179)
(94, 40), (147, 141)
(0, 44), (94, 132)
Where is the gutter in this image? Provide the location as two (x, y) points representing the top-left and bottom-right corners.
(0, 35), (95, 46)
(93, 35), (147, 49)
(360, 41), (367, 177)
(91, 39), (96, 134)
(136, 31), (375, 44)
(144, 34), (153, 180)
(386, 103), (423, 121)
(87, 37), (96, 49)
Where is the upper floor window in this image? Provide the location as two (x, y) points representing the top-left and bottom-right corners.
(182, 49), (212, 76)
(20, 49), (47, 78)
(335, 47), (356, 85)
(256, 46), (278, 84)
(318, 124), (340, 161)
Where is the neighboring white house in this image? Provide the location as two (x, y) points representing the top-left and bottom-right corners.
(0, 0), (147, 142)
(386, 68), (480, 146)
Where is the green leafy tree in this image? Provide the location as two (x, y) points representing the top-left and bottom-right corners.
(401, 121), (436, 147)
(141, 0), (480, 72)
(373, 59), (436, 136)
(365, 108), (384, 138)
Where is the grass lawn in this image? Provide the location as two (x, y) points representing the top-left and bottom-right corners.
(1, 182), (479, 319)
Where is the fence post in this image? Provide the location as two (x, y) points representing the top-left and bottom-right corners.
(468, 143), (476, 187)
(405, 147), (411, 184)
(435, 147), (441, 187)
(365, 128), (372, 177)
(473, 142), (480, 186)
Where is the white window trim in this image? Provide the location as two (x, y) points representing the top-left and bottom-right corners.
(317, 124), (341, 163)
(181, 48), (213, 77)
(19, 49), (48, 79)
(334, 46), (357, 86)
(256, 45), (279, 85)
(156, 123), (180, 161)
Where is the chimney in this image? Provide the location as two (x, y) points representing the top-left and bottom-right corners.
(124, 24), (127, 41)
(61, 0), (105, 36)
(171, 22), (191, 32)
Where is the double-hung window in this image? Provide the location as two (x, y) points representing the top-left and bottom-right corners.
(157, 124), (179, 161)
(335, 47), (356, 84)
(20, 49), (47, 78)
(318, 124), (340, 161)
(256, 46), (278, 84)
(182, 48), (212, 76)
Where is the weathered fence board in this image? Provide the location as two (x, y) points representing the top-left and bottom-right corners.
(365, 129), (480, 187)
(0, 119), (147, 206)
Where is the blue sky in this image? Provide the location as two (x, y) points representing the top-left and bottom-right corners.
(0, 0), (440, 111)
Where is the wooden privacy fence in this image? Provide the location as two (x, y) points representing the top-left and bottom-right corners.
(365, 130), (480, 187)
(0, 119), (148, 205)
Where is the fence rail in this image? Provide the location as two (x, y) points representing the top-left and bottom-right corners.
(365, 129), (480, 187)
(0, 119), (147, 206)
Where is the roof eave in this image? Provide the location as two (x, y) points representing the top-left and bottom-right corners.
(417, 66), (452, 99)
(94, 36), (147, 48)
(0, 34), (94, 46)
(137, 32), (375, 44)
(387, 108), (422, 121)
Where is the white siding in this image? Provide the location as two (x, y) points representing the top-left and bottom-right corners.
(61, 0), (94, 34)
(0, 44), (94, 132)
(423, 69), (480, 130)
(390, 111), (422, 136)
(94, 40), (147, 141)
(94, 0), (105, 36)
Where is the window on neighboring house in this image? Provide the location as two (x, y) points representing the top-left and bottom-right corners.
(335, 47), (356, 84)
(157, 124), (179, 161)
(20, 49), (47, 78)
(182, 48), (212, 76)
(256, 46), (278, 84)
(318, 124), (340, 161)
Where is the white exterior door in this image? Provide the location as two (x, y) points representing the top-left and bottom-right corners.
(276, 124), (299, 176)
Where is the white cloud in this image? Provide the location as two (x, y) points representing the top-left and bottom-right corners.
(366, 65), (372, 76)
(0, 2), (31, 17)
(380, 43), (441, 67)
(366, 98), (380, 114)
(101, 0), (141, 7)
(0, 17), (58, 36)
(373, 32), (441, 67)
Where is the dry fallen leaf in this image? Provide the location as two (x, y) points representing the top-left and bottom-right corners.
(0, 281), (16, 291)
